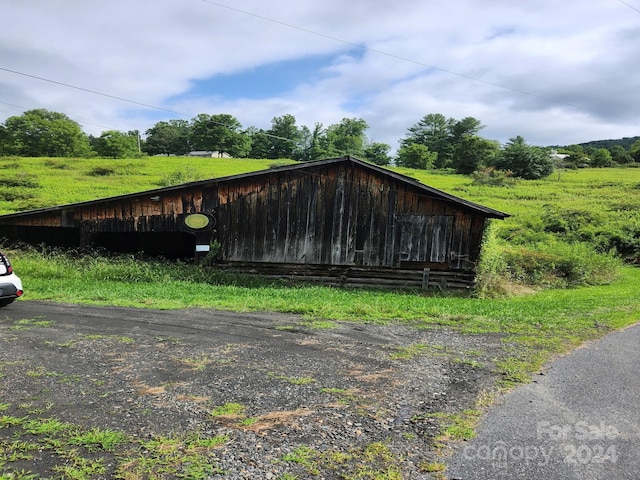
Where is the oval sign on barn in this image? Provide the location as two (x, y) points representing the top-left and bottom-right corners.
(184, 213), (210, 230)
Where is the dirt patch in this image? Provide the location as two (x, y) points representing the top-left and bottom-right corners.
(0, 301), (507, 479)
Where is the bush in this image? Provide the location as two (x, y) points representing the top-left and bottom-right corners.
(471, 168), (516, 187)
(501, 242), (620, 288)
(476, 225), (621, 297)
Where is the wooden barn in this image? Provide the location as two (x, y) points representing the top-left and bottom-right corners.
(0, 156), (508, 290)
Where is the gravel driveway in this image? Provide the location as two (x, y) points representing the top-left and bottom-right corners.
(0, 300), (506, 479)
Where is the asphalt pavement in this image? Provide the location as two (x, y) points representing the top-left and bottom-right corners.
(446, 321), (640, 479)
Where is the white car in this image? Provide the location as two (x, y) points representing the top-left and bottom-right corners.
(0, 250), (23, 307)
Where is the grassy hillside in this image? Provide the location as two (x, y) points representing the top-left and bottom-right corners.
(1, 156), (639, 292)
(0, 156), (296, 213)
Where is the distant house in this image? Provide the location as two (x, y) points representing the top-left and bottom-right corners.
(0, 157), (508, 290)
(188, 151), (232, 158)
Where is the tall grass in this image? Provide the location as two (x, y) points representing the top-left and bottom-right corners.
(8, 246), (639, 331)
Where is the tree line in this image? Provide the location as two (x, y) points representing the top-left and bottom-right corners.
(1, 109), (639, 180)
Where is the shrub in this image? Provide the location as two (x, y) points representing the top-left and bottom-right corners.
(501, 242), (620, 288)
(476, 225), (621, 296)
(158, 168), (201, 187)
(471, 168), (516, 187)
(87, 167), (116, 176)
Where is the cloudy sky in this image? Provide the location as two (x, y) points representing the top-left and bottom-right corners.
(1, 0), (639, 151)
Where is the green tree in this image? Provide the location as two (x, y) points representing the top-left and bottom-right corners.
(590, 148), (613, 168)
(363, 142), (392, 165)
(401, 114), (485, 168)
(295, 118), (370, 161)
(450, 117), (485, 144)
(324, 118), (369, 158)
(395, 143), (437, 169)
(494, 136), (553, 179)
(189, 113), (251, 157)
(630, 140), (640, 162)
(0, 109), (91, 157)
(296, 123), (326, 161)
(608, 145), (633, 165)
(401, 113), (454, 167)
(143, 119), (191, 156)
(250, 114), (301, 159)
(94, 130), (139, 158)
(452, 136), (500, 174)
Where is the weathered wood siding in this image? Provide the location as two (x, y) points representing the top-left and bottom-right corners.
(216, 162), (486, 271)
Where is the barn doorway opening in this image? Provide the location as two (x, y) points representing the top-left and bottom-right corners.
(89, 232), (196, 259)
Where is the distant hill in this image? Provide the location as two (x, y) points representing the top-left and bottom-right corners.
(552, 136), (640, 151)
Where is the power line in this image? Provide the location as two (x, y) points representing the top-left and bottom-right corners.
(617, 0), (640, 15)
(199, 0), (626, 121)
(0, 67), (186, 117)
(0, 1), (630, 136)
(0, 100), (119, 132)
(0, 67), (292, 141)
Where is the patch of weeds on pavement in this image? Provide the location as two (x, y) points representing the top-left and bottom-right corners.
(320, 387), (359, 405)
(16, 402), (55, 416)
(320, 387), (348, 395)
(68, 427), (127, 452)
(287, 376), (316, 385)
(210, 402), (246, 417)
(494, 343), (549, 388)
(239, 417), (258, 427)
(281, 445), (320, 474)
(178, 355), (213, 372)
(84, 334), (106, 340)
(116, 432), (228, 480)
(417, 409), (482, 446)
(419, 460), (447, 477)
(453, 357), (483, 369)
(210, 404), (312, 432)
(389, 343), (447, 360)
(280, 441), (403, 479)
(0, 411), (228, 479)
(8, 318), (54, 331)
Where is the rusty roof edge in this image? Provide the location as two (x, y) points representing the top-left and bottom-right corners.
(0, 156), (509, 219)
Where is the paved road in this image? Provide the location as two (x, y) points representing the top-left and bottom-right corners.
(446, 322), (640, 479)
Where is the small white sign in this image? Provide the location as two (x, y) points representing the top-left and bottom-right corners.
(195, 245), (211, 252)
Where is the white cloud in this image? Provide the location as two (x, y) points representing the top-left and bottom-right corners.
(1, 0), (638, 148)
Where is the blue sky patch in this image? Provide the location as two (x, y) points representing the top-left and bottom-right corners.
(184, 52), (348, 100)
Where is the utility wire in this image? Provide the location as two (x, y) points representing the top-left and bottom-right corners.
(0, 1), (631, 135)
(0, 67), (186, 117)
(0, 66), (294, 141)
(617, 0), (640, 15)
(0, 100), (120, 132)
(199, 0), (626, 120)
